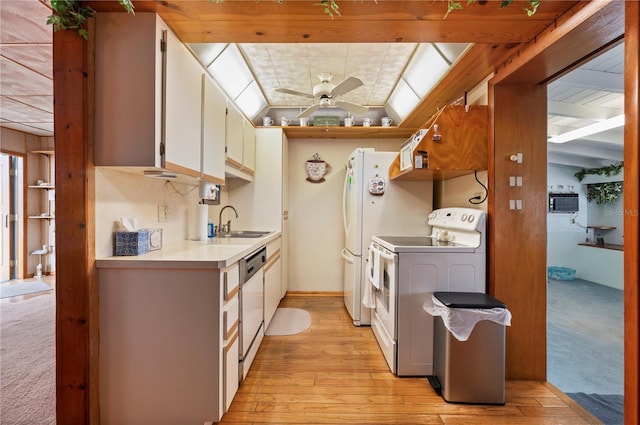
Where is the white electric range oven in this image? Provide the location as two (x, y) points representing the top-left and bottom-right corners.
(368, 207), (487, 376)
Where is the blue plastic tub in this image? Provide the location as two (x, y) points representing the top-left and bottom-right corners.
(547, 266), (576, 281)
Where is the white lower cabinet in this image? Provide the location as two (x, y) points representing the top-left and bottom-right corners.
(264, 237), (282, 329)
(98, 261), (242, 424)
(221, 263), (240, 413)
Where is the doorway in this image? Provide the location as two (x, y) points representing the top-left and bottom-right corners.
(546, 42), (624, 424)
(1, 152), (24, 282)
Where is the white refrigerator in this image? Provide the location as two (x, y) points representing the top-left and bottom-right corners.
(341, 148), (433, 326)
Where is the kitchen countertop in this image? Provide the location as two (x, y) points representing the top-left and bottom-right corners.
(96, 231), (280, 270)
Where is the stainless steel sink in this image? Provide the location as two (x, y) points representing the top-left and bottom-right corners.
(217, 230), (271, 238)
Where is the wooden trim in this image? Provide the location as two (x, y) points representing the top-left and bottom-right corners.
(285, 291), (342, 297)
(202, 173), (224, 185)
(264, 249), (281, 272)
(224, 330), (239, 354)
(624, 2), (640, 423)
(225, 285), (239, 302)
(544, 382), (603, 424)
(164, 161), (200, 179)
(53, 23), (96, 422)
(226, 157), (243, 169)
(225, 319), (239, 341)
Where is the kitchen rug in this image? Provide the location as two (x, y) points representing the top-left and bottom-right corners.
(0, 281), (52, 299)
(266, 308), (311, 336)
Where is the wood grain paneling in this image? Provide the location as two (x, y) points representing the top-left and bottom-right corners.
(53, 25), (96, 423)
(624, 2), (640, 423)
(490, 83), (547, 381)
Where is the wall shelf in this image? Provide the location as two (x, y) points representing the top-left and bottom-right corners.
(281, 125), (415, 140)
(388, 105), (488, 181)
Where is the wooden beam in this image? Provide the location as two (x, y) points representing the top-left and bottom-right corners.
(492, 0), (624, 85)
(624, 2), (640, 423)
(89, 0), (576, 44)
(400, 43), (517, 128)
(489, 83), (547, 380)
(53, 22), (97, 423)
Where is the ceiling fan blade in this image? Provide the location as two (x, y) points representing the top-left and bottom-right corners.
(297, 104), (321, 118)
(335, 100), (369, 115)
(330, 77), (363, 97)
(275, 88), (315, 99)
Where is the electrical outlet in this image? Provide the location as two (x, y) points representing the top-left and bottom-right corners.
(158, 205), (169, 222)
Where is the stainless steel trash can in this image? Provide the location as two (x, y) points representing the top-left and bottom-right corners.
(431, 292), (507, 405)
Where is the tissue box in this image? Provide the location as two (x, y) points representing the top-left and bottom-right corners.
(114, 230), (150, 256)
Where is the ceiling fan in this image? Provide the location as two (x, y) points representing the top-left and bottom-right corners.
(276, 72), (369, 118)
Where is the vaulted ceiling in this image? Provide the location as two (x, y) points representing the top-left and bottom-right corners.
(0, 0), (624, 168)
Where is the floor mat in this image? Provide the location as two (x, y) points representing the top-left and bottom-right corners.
(0, 281), (52, 299)
(266, 308), (311, 336)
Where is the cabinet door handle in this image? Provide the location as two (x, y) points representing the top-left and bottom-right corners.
(223, 271), (228, 301)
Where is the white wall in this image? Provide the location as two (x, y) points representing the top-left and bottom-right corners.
(95, 168), (205, 259)
(434, 171), (488, 211)
(547, 163), (623, 289)
(286, 138), (409, 293)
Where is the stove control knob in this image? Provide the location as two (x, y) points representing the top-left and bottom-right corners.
(468, 215), (475, 223)
(461, 213), (468, 221)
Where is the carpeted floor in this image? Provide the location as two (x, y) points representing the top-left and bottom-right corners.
(0, 293), (56, 424)
(547, 277), (624, 424)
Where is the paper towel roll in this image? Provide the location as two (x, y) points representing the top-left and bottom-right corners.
(196, 203), (209, 241)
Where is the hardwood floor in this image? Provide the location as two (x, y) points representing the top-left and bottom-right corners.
(220, 295), (600, 424)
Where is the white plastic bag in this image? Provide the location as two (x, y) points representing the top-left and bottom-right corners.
(424, 294), (512, 341)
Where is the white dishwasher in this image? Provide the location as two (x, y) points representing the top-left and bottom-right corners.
(239, 246), (266, 381)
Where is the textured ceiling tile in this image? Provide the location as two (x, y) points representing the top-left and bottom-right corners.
(268, 44), (308, 57)
(309, 43), (349, 57)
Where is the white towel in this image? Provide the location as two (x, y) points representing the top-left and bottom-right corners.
(366, 244), (381, 290)
(362, 245), (377, 308)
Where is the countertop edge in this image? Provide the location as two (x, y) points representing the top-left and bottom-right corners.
(96, 231), (281, 269)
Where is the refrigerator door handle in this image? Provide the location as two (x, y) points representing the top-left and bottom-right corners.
(342, 168), (350, 237)
(341, 248), (354, 263)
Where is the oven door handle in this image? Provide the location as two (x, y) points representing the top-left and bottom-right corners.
(369, 244), (397, 262)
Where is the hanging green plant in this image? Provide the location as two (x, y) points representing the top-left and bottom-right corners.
(445, 0), (539, 18)
(574, 161), (623, 182)
(46, 0), (539, 34)
(586, 182), (623, 205)
(47, 0), (134, 40)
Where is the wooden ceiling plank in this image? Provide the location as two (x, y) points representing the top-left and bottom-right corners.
(169, 19), (551, 44)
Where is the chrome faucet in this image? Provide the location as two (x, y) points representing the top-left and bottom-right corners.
(218, 205), (239, 234)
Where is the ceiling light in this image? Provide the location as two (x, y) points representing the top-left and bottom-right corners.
(548, 114), (625, 144)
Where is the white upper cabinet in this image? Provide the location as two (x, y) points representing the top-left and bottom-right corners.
(95, 13), (200, 179)
(202, 74), (226, 184)
(225, 101), (256, 180)
(242, 119), (256, 173)
(163, 30), (203, 177)
(225, 102), (244, 168)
